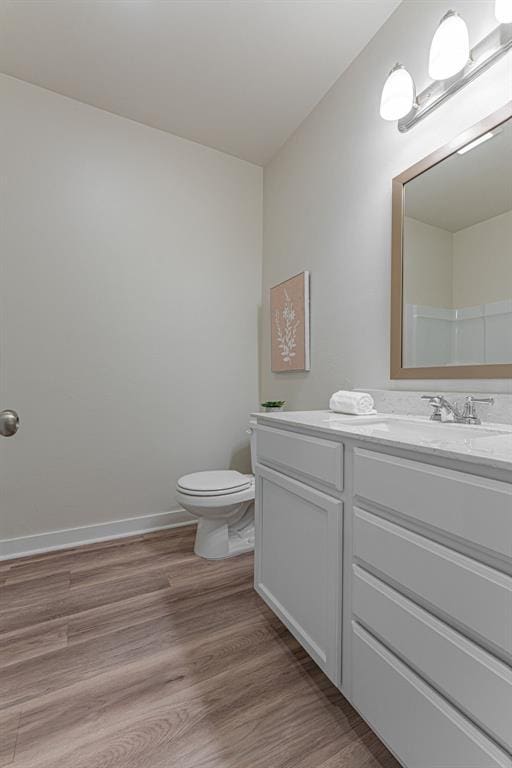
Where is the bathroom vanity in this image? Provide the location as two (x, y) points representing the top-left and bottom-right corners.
(254, 410), (512, 768)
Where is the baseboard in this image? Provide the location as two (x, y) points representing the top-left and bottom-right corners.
(0, 509), (195, 561)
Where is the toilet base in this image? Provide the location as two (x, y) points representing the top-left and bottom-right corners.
(194, 504), (255, 560)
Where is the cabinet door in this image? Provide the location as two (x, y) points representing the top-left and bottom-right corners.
(254, 464), (342, 685)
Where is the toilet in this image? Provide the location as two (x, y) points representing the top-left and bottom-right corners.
(176, 418), (256, 559)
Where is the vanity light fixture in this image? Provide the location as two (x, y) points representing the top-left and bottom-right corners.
(381, 8), (512, 132)
(379, 64), (415, 121)
(495, 0), (512, 23)
(428, 11), (470, 80)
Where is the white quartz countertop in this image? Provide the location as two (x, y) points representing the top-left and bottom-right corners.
(255, 411), (512, 473)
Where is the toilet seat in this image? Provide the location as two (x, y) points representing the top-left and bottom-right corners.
(176, 481), (254, 512)
(177, 470), (252, 497)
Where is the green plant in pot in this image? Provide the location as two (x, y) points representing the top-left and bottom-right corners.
(261, 400), (286, 412)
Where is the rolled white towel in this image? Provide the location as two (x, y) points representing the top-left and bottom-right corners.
(329, 390), (376, 415)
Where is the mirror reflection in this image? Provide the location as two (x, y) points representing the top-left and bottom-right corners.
(402, 117), (512, 368)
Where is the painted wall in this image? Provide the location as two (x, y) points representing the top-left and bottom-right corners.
(262, 0), (512, 407)
(0, 74), (262, 541)
(404, 210), (512, 309)
(453, 210), (512, 307)
(403, 217), (453, 308)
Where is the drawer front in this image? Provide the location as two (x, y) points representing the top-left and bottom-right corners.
(257, 425), (343, 492)
(353, 565), (512, 752)
(353, 508), (512, 657)
(255, 465), (342, 685)
(352, 623), (512, 768)
(354, 448), (512, 561)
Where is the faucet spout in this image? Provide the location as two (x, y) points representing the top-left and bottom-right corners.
(437, 396), (463, 422)
(420, 394), (460, 422)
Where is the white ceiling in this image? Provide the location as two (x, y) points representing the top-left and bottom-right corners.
(405, 117), (512, 233)
(0, 0), (399, 165)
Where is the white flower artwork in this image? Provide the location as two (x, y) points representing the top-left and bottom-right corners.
(274, 289), (299, 364)
(270, 271), (310, 372)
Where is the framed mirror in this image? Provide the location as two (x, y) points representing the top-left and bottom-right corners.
(391, 103), (512, 379)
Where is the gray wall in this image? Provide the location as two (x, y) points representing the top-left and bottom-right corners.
(0, 74), (262, 540)
(261, 0), (512, 409)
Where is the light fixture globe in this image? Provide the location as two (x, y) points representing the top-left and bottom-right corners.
(380, 64), (415, 121)
(495, 0), (512, 23)
(428, 11), (470, 80)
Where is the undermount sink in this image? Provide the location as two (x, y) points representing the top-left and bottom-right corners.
(326, 415), (512, 443)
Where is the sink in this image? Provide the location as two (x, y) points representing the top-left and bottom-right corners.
(325, 415), (512, 444)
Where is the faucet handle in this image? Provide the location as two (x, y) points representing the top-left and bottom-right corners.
(462, 396), (494, 425)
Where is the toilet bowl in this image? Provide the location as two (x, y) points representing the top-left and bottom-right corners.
(176, 419), (256, 559)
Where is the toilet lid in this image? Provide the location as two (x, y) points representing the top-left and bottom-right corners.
(177, 470), (251, 495)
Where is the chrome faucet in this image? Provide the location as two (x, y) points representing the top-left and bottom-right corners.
(421, 395), (494, 425)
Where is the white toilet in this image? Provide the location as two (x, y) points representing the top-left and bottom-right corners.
(176, 418), (256, 559)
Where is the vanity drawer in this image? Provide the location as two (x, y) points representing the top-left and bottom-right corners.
(353, 508), (512, 657)
(352, 622), (512, 768)
(256, 425), (343, 492)
(353, 565), (512, 752)
(353, 448), (512, 561)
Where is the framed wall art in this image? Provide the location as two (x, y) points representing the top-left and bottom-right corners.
(270, 270), (310, 372)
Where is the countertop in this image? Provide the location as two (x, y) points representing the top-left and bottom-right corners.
(255, 411), (512, 474)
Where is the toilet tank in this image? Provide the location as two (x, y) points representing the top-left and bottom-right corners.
(249, 417), (257, 474)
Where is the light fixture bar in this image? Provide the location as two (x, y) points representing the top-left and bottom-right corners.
(398, 23), (512, 133)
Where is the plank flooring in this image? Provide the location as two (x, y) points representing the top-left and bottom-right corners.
(0, 526), (400, 767)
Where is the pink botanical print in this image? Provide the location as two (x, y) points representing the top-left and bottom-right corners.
(270, 272), (310, 372)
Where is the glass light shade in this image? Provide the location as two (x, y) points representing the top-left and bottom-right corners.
(380, 65), (415, 121)
(495, 0), (512, 22)
(428, 12), (470, 80)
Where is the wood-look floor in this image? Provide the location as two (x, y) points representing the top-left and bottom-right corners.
(0, 526), (400, 768)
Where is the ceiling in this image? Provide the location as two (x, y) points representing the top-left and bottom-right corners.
(0, 0), (399, 165)
(405, 117), (512, 233)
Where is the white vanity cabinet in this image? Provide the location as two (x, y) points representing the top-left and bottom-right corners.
(255, 413), (512, 768)
(254, 426), (344, 685)
(351, 451), (512, 768)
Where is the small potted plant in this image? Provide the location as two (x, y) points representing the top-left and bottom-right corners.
(261, 400), (286, 412)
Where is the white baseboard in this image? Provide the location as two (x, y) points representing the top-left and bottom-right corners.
(0, 509), (195, 561)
